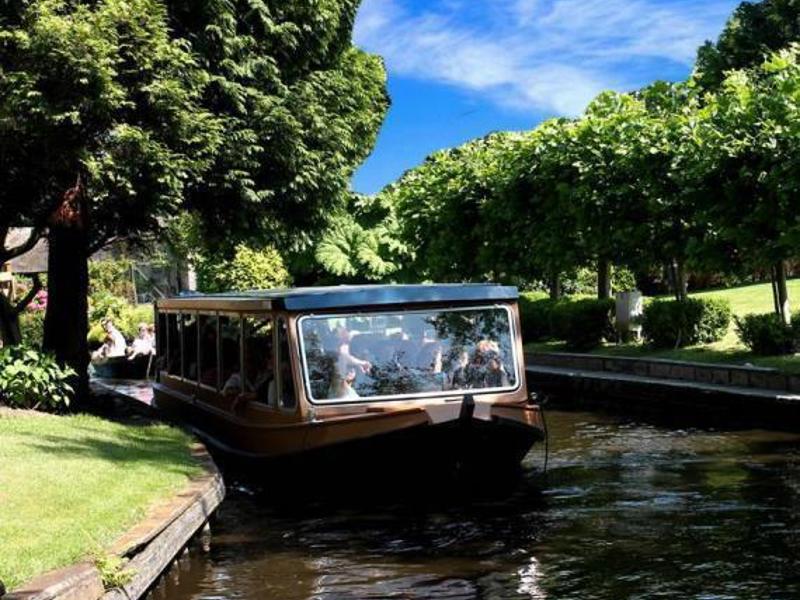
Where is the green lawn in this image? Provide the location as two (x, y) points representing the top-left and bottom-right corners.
(0, 411), (202, 590)
(525, 279), (800, 374)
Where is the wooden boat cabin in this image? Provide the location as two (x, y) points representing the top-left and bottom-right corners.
(153, 285), (545, 472)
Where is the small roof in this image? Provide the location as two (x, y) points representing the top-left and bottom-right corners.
(5, 228), (48, 274)
(158, 284), (518, 311)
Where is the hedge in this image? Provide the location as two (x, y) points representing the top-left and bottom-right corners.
(519, 292), (614, 350)
(735, 313), (799, 356)
(642, 297), (732, 348)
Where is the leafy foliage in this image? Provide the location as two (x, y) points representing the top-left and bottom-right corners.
(196, 244), (291, 293)
(550, 298), (616, 350)
(166, 0), (390, 254)
(642, 298), (732, 348)
(735, 312), (799, 355)
(518, 292), (556, 342)
(0, 345), (74, 410)
(315, 193), (409, 281)
(88, 259), (135, 302)
(19, 311), (45, 348)
(695, 0), (800, 91)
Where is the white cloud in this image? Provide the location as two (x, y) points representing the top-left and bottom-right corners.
(354, 0), (738, 116)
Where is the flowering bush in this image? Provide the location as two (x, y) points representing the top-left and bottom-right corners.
(26, 289), (48, 312)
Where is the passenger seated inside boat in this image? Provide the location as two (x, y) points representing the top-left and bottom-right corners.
(300, 306), (518, 402)
(222, 349), (274, 405)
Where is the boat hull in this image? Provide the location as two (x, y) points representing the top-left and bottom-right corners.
(153, 383), (544, 479)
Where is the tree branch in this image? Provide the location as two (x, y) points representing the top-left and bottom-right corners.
(0, 227), (45, 264)
(88, 235), (120, 256)
(14, 274), (42, 315)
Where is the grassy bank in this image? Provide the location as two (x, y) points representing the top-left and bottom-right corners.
(525, 279), (800, 374)
(0, 410), (202, 590)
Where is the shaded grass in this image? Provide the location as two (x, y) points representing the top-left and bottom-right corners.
(0, 411), (201, 590)
(525, 279), (800, 374)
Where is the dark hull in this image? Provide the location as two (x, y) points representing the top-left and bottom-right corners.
(198, 416), (544, 487)
(92, 355), (151, 380)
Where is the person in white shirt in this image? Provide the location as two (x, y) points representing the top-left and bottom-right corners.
(91, 318), (127, 362)
(127, 323), (155, 361)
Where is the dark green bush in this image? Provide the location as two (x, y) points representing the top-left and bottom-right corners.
(642, 297), (732, 348)
(550, 298), (615, 350)
(735, 313), (798, 355)
(518, 292), (556, 342)
(0, 345), (74, 410)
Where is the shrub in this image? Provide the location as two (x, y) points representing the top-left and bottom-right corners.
(735, 313), (798, 355)
(88, 259), (135, 301)
(196, 243), (291, 292)
(19, 311), (45, 348)
(550, 298), (615, 350)
(642, 297), (732, 348)
(518, 292), (555, 342)
(0, 345), (74, 410)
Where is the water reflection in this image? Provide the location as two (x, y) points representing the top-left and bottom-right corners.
(149, 410), (800, 600)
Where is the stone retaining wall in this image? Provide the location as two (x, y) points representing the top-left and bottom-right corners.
(526, 352), (799, 394)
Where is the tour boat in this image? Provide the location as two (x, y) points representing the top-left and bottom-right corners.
(152, 285), (545, 474)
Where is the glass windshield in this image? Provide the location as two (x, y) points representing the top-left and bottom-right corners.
(299, 306), (518, 402)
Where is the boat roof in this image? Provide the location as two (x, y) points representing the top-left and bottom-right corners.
(157, 284), (519, 312)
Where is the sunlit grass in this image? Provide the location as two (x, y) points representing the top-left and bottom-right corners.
(0, 411), (201, 590)
(525, 279), (800, 374)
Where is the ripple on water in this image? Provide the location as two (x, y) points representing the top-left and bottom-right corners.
(147, 410), (800, 600)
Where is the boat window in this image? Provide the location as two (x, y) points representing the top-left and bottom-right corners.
(166, 313), (181, 376)
(199, 314), (219, 389)
(219, 316), (242, 397)
(181, 313), (199, 381)
(278, 318), (296, 410)
(299, 306), (518, 402)
(243, 316), (275, 405)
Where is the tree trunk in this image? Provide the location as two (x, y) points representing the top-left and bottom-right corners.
(43, 177), (91, 406)
(775, 260), (791, 325)
(771, 265), (781, 315)
(597, 258), (612, 299)
(548, 273), (562, 300)
(675, 259), (688, 302)
(0, 294), (22, 346)
(43, 224), (90, 403)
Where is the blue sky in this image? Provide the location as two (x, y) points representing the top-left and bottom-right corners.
(351, 0), (741, 194)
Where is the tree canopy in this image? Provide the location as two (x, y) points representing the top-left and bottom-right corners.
(695, 0), (800, 90)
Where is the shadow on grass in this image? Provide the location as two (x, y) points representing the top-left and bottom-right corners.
(17, 422), (199, 476)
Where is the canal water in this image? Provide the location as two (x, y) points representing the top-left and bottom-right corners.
(150, 409), (800, 599)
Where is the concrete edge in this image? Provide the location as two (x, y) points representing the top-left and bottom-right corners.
(6, 442), (224, 600)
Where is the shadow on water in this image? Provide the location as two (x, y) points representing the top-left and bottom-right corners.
(148, 407), (800, 600)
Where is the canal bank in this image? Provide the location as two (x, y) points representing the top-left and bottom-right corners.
(2, 405), (224, 600)
(526, 352), (800, 427)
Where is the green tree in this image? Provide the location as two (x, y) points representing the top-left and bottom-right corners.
(699, 45), (800, 323)
(483, 119), (586, 297)
(165, 0), (390, 259)
(1, 0), (388, 399)
(385, 132), (522, 283)
(695, 0), (800, 90)
(0, 0), (221, 399)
